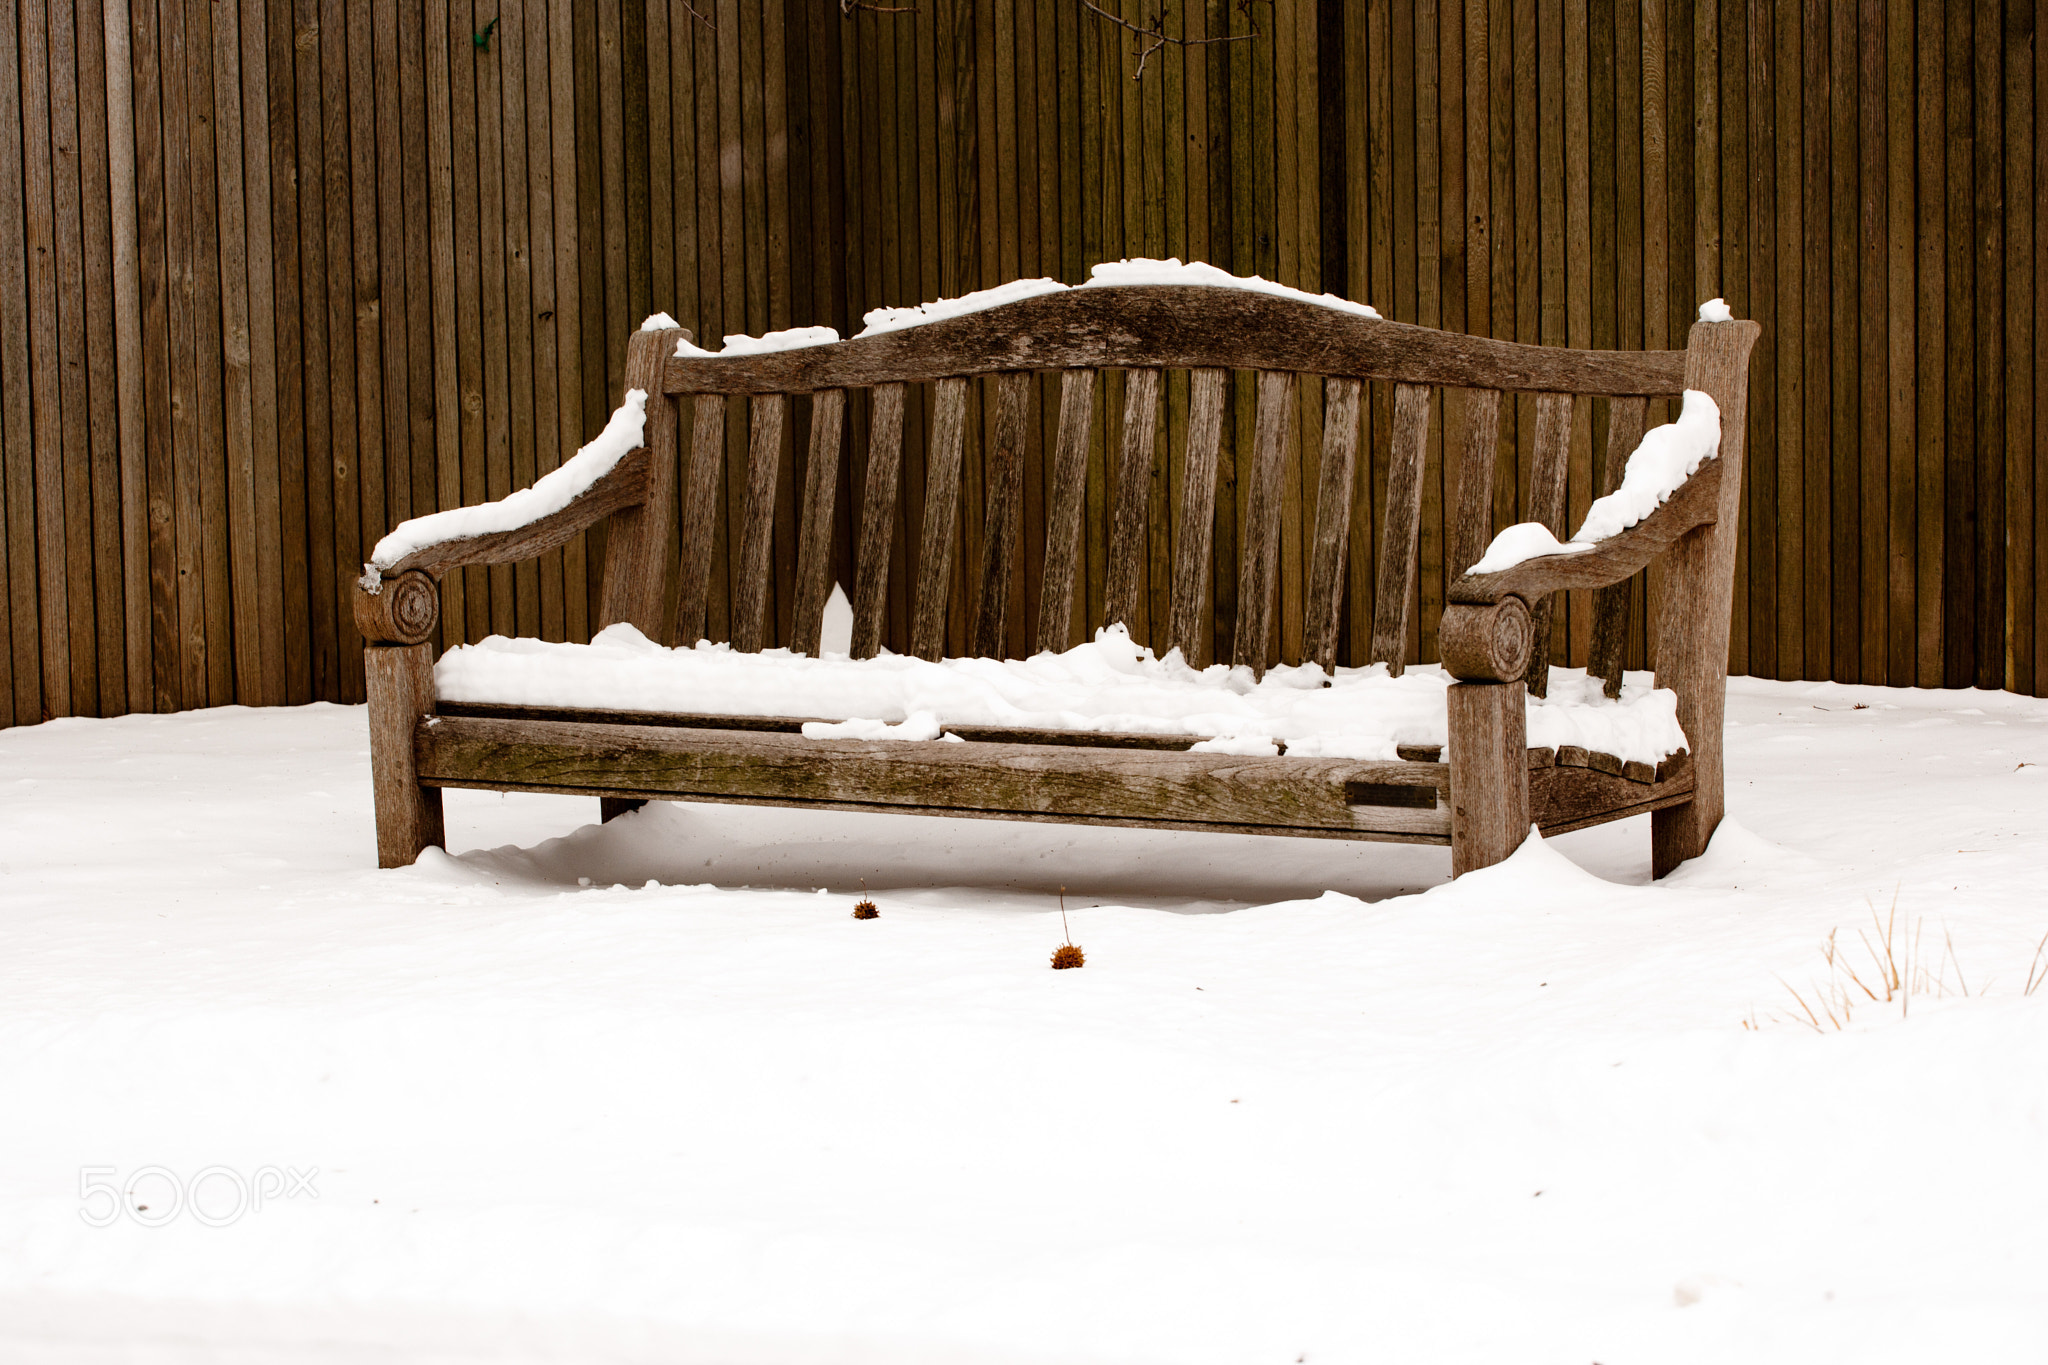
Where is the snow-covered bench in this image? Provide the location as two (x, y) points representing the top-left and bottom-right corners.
(353, 266), (1758, 879)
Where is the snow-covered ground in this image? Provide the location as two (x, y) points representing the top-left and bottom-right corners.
(2, 676), (2045, 1362)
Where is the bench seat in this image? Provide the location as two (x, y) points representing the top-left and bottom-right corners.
(418, 707), (1695, 846)
(433, 621), (1688, 766)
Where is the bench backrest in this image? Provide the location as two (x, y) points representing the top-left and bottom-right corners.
(601, 285), (1695, 679)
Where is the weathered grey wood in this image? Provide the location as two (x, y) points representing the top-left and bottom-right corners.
(1448, 386), (1504, 575)
(731, 394), (788, 652)
(1555, 746), (1644, 780)
(1035, 369), (1097, 654)
(365, 644), (445, 868)
(499, 788), (1453, 846)
(850, 382), (907, 659)
(416, 714), (1454, 837)
(1231, 371), (1296, 674)
(911, 378), (970, 659)
(442, 698), (1237, 750)
(1521, 390), (1580, 696)
(1369, 382), (1435, 673)
(598, 328), (685, 638)
(1448, 458), (1723, 602)
(656, 287), (1689, 396)
(673, 394), (729, 647)
(352, 300), (1754, 883)
(1168, 367), (1228, 661)
(1447, 680), (1530, 876)
(376, 449), (654, 581)
(1588, 395), (1647, 696)
(1652, 320), (1762, 877)
(790, 389), (845, 655)
(1438, 594), (1534, 681)
(434, 703), (1631, 813)
(1104, 367), (1161, 631)
(353, 569), (440, 646)
(1303, 377), (1363, 669)
(971, 372), (1032, 657)
(1532, 758), (1695, 835)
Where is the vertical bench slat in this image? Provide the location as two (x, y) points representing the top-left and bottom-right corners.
(1230, 369), (1296, 674)
(1168, 367), (1228, 661)
(911, 377), (971, 660)
(1036, 368), (1097, 655)
(850, 382), (907, 660)
(596, 329), (682, 638)
(1103, 367), (1161, 633)
(1303, 377), (1363, 670)
(1588, 396), (1647, 696)
(1447, 386), (1504, 577)
(971, 371), (1032, 658)
(672, 393), (727, 647)
(1521, 390), (1577, 696)
(730, 394), (788, 653)
(1368, 382), (1434, 675)
(790, 388), (845, 656)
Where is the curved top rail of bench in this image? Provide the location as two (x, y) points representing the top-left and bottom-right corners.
(660, 285), (1688, 397)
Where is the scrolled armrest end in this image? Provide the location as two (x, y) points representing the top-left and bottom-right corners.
(354, 568), (441, 645)
(1439, 596), (1532, 682)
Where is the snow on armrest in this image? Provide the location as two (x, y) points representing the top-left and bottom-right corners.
(360, 390), (649, 590)
(1463, 388), (1720, 580)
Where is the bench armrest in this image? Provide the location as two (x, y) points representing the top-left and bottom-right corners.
(1437, 457), (1721, 682)
(367, 445), (653, 583)
(352, 445), (653, 646)
(1446, 455), (1721, 605)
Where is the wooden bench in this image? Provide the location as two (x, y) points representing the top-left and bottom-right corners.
(353, 285), (1758, 880)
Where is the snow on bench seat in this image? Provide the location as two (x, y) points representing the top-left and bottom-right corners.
(436, 622), (1687, 766)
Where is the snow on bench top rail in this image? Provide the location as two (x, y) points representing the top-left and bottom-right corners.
(664, 258), (1384, 358)
(437, 620), (1688, 765)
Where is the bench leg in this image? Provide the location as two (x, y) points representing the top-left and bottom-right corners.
(365, 643), (445, 868)
(1447, 681), (1530, 878)
(1652, 802), (1708, 879)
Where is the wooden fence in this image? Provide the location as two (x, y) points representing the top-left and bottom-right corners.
(0, 0), (2041, 728)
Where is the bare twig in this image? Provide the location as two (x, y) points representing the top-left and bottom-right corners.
(2026, 931), (2048, 997)
(841, 0), (920, 13)
(1078, 0), (1261, 81)
(670, 0), (716, 31)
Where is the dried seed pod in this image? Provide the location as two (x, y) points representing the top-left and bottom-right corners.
(1050, 943), (1085, 970)
(852, 898), (878, 919)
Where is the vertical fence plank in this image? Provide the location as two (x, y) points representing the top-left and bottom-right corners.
(321, 0), (363, 699)
(208, 0), (261, 705)
(52, 0), (103, 713)
(1884, 0), (1913, 686)
(78, 0), (127, 714)
(1913, 0), (1945, 687)
(1856, 0), (1887, 686)
(238, 0), (284, 705)
(23, 0), (74, 715)
(0, 0), (34, 723)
